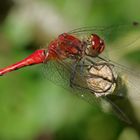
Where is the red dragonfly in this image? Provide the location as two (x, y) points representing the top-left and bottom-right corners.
(0, 22), (140, 123)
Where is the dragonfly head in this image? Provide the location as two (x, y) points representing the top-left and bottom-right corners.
(86, 34), (105, 56)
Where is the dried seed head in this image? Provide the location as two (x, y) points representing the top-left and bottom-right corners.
(86, 62), (117, 97)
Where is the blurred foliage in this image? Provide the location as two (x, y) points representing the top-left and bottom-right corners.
(0, 0), (140, 140)
(124, 49), (140, 65)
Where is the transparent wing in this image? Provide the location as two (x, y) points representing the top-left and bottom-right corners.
(42, 57), (133, 124)
(68, 22), (140, 60)
(98, 55), (140, 100)
(42, 59), (101, 106)
(103, 96), (132, 124)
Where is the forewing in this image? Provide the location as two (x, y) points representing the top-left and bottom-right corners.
(69, 22), (140, 60)
(98, 56), (140, 100)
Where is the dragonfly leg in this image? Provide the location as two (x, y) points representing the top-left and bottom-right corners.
(86, 57), (114, 71)
(70, 62), (79, 88)
(70, 58), (88, 88)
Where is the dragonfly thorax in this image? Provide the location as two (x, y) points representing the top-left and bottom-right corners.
(47, 33), (83, 60)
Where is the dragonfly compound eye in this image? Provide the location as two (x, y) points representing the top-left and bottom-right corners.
(88, 34), (105, 56)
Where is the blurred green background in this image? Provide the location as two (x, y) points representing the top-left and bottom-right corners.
(0, 0), (140, 140)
